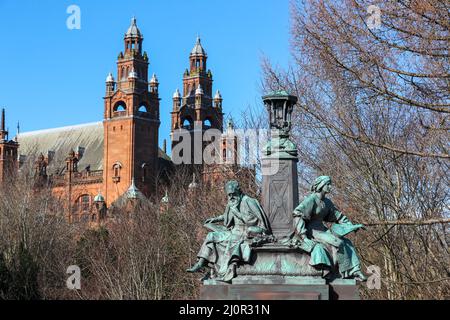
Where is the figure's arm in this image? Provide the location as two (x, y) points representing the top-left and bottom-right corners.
(293, 216), (307, 238)
(325, 201), (366, 233)
(334, 210), (350, 224)
(324, 199), (350, 224)
(205, 214), (224, 224)
(293, 197), (314, 238)
(244, 199), (265, 225)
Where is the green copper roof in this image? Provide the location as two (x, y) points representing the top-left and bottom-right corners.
(94, 192), (105, 202)
(262, 90), (298, 102)
(125, 178), (145, 200)
(268, 90), (290, 96)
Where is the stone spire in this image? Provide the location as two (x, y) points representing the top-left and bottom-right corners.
(0, 109), (8, 140)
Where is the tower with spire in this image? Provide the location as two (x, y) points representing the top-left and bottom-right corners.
(0, 108), (19, 183)
(103, 17), (160, 205)
(170, 37), (224, 170)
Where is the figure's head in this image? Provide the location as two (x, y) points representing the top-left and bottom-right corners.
(225, 180), (242, 206)
(311, 176), (332, 194)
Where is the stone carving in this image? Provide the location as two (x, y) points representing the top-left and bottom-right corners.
(287, 176), (367, 281)
(187, 180), (274, 282)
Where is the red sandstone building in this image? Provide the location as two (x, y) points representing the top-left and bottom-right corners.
(1, 18), (245, 223)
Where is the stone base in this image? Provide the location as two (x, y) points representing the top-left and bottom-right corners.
(236, 244), (322, 277)
(200, 278), (360, 300)
(329, 279), (360, 300)
(201, 282), (329, 300)
(199, 244), (360, 300)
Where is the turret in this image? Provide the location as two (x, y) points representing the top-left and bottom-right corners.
(149, 73), (159, 94)
(105, 72), (115, 95)
(173, 88), (181, 110)
(214, 90), (223, 109)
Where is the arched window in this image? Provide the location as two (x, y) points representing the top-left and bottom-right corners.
(75, 194), (91, 214)
(204, 119), (212, 128)
(141, 163), (149, 182)
(182, 117), (193, 129)
(138, 104), (148, 112)
(113, 101), (127, 112)
(112, 162), (122, 183)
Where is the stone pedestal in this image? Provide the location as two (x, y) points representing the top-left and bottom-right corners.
(200, 245), (331, 300)
(200, 279), (360, 300)
(261, 157), (298, 240)
(329, 279), (360, 300)
(201, 274), (329, 300)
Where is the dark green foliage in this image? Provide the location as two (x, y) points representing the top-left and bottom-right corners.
(0, 243), (40, 300)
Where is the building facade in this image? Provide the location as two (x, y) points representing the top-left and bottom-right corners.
(2, 18), (246, 224)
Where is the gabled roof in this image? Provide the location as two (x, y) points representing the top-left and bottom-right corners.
(17, 122), (104, 173)
(16, 122), (170, 174)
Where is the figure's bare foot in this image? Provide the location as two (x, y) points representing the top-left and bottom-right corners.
(353, 270), (367, 282)
(186, 258), (206, 273)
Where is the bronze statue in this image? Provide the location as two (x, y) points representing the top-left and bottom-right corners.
(290, 176), (367, 281)
(187, 180), (273, 282)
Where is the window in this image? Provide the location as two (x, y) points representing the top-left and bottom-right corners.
(80, 213), (90, 223)
(138, 104), (148, 112)
(182, 117), (193, 129)
(74, 194), (91, 214)
(113, 162), (122, 183)
(204, 119), (212, 128)
(114, 102), (126, 112)
(142, 163), (149, 182)
(81, 195), (90, 212)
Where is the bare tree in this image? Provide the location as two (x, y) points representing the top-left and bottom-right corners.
(262, 0), (449, 299)
(0, 157), (77, 299)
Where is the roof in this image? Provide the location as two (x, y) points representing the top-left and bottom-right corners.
(125, 17), (142, 39)
(94, 192), (105, 202)
(191, 36), (206, 56)
(124, 178), (145, 200)
(173, 88), (181, 99)
(16, 121), (170, 174)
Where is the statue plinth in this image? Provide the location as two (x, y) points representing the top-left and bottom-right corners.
(201, 244), (328, 299)
(199, 244), (360, 300)
(261, 154), (298, 240)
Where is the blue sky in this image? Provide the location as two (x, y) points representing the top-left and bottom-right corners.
(0, 0), (290, 149)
